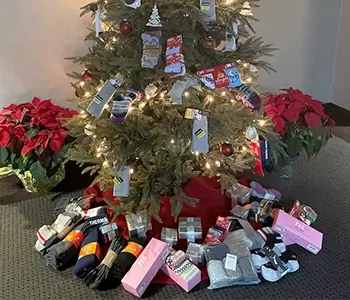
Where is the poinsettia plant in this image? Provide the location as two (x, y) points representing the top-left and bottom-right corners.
(265, 88), (335, 159)
(0, 97), (78, 184)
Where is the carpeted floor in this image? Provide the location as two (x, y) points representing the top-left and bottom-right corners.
(1, 137), (350, 300)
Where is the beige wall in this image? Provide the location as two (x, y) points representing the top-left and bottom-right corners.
(333, 0), (350, 110)
(0, 0), (342, 108)
(255, 0), (341, 102)
(0, 0), (88, 108)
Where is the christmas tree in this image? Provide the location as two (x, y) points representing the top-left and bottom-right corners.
(66, 0), (283, 220)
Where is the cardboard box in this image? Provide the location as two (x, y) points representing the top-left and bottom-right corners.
(121, 238), (169, 297)
(161, 259), (201, 292)
(272, 209), (323, 255)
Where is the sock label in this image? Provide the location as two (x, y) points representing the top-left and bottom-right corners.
(78, 242), (102, 260)
(122, 241), (143, 258)
(63, 230), (85, 249)
(224, 253), (237, 271)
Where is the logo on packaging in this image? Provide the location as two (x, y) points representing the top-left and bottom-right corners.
(295, 221), (306, 232)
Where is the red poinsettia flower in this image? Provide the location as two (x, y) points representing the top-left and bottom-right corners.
(265, 103), (287, 133)
(0, 128), (10, 147)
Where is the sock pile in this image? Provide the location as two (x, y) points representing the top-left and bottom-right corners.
(44, 214), (109, 270)
(109, 237), (148, 282)
(85, 234), (128, 290)
(251, 234), (299, 282)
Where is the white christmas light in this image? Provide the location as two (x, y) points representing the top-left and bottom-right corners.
(84, 91), (91, 97)
(104, 0), (108, 3)
(259, 120), (267, 126)
(242, 146), (247, 151)
(103, 161), (109, 167)
(160, 92), (165, 98)
(184, 91), (189, 97)
(79, 81), (85, 87)
(205, 162), (211, 169)
(146, 95), (151, 100)
(246, 77), (253, 83)
(130, 168), (134, 174)
(96, 152), (102, 158)
(80, 110), (85, 114)
(207, 96), (214, 102)
(215, 161), (221, 167)
(170, 139), (175, 144)
(93, 135), (97, 139)
(112, 37), (117, 42)
(221, 91), (226, 96)
(195, 151), (199, 156)
(104, 104), (109, 109)
(243, 63), (249, 68)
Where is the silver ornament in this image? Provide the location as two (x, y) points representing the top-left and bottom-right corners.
(246, 125), (258, 141)
(84, 123), (96, 136)
(99, 137), (111, 152)
(145, 84), (158, 98)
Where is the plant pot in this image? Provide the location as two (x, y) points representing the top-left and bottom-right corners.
(272, 161), (294, 179)
(14, 164), (65, 194)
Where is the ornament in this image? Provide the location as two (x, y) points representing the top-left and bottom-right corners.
(119, 20), (132, 35)
(125, 0), (141, 9)
(99, 137), (111, 153)
(82, 70), (93, 82)
(146, 4), (163, 28)
(245, 125), (258, 141)
(203, 36), (216, 49)
(240, 1), (253, 16)
(145, 84), (158, 98)
(221, 143), (234, 157)
(84, 124), (96, 136)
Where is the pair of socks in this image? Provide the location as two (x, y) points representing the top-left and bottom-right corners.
(252, 247), (299, 282)
(256, 227), (286, 255)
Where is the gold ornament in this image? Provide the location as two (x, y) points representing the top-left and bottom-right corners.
(145, 84), (158, 98)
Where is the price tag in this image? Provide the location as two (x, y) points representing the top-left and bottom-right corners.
(224, 253), (237, 271)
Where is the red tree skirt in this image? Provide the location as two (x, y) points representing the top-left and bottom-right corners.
(83, 176), (249, 285)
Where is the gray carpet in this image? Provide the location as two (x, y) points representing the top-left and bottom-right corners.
(1, 137), (350, 300)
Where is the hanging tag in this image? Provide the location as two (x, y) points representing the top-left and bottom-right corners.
(125, 0), (141, 9)
(87, 74), (125, 118)
(185, 108), (202, 120)
(113, 166), (130, 197)
(192, 116), (209, 153)
(94, 9), (103, 37)
(224, 253), (238, 271)
(200, 0), (216, 23)
(225, 22), (238, 52)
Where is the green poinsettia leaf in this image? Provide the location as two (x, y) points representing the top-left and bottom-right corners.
(285, 137), (303, 158)
(0, 147), (9, 164)
(27, 128), (39, 139)
(29, 161), (47, 183)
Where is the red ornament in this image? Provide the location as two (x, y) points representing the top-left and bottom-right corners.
(204, 36), (216, 49)
(119, 20), (132, 35)
(221, 143), (234, 157)
(82, 70), (93, 82)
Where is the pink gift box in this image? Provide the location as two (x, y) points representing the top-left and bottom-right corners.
(161, 259), (201, 292)
(122, 238), (169, 298)
(272, 209), (323, 255)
